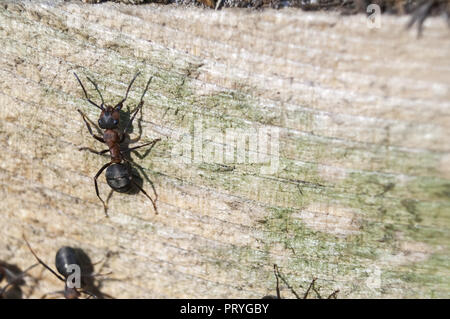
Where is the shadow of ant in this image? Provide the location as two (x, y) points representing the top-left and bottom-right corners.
(69, 248), (114, 299)
(0, 261), (38, 299)
(262, 264), (339, 299)
(117, 103), (158, 194)
(105, 104), (159, 213)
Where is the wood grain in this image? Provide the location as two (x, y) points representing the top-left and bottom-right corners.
(0, 0), (449, 298)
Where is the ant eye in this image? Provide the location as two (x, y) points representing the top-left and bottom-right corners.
(114, 120), (118, 125)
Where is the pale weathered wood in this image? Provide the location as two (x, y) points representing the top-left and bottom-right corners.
(0, 0), (449, 298)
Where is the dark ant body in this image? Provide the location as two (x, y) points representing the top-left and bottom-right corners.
(55, 247), (80, 292)
(74, 72), (160, 216)
(0, 261), (37, 299)
(262, 264), (339, 299)
(105, 163), (134, 193)
(24, 236), (111, 299)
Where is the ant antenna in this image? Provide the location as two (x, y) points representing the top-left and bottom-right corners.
(23, 235), (65, 283)
(74, 72), (105, 111)
(114, 71), (141, 110)
(140, 75), (153, 102)
(86, 76), (105, 108)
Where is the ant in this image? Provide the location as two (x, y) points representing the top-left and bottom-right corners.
(74, 71), (161, 216)
(0, 260), (38, 299)
(262, 264), (339, 299)
(23, 235), (112, 299)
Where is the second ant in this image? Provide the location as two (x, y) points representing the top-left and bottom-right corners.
(263, 264), (339, 299)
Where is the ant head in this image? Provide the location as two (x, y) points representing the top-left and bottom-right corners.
(64, 285), (81, 299)
(98, 106), (120, 129)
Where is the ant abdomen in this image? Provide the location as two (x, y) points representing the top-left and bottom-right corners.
(55, 247), (79, 278)
(105, 164), (132, 193)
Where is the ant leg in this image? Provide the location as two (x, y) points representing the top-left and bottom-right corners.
(327, 289), (339, 299)
(84, 266), (112, 278)
(94, 162), (113, 217)
(121, 138), (161, 156)
(73, 73), (104, 111)
(273, 264), (281, 299)
(77, 110), (105, 143)
(114, 72), (141, 111)
(131, 180), (158, 214)
(88, 252), (111, 273)
(25, 266), (44, 299)
(79, 289), (99, 299)
(303, 278), (317, 299)
(79, 147), (109, 157)
(41, 290), (65, 299)
(125, 160), (159, 214)
(78, 108), (103, 134)
(82, 268), (112, 281)
(104, 189), (114, 215)
(274, 264), (301, 299)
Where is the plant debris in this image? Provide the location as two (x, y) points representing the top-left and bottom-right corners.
(81, 0), (449, 36)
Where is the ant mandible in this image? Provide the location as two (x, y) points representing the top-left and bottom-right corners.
(73, 71), (161, 216)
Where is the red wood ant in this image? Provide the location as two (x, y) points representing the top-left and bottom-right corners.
(23, 236), (111, 299)
(262, 264), (339, 299)
(74, 72), (161, 216)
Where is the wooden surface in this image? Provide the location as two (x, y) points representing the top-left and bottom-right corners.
(0, 0), (449, 298)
